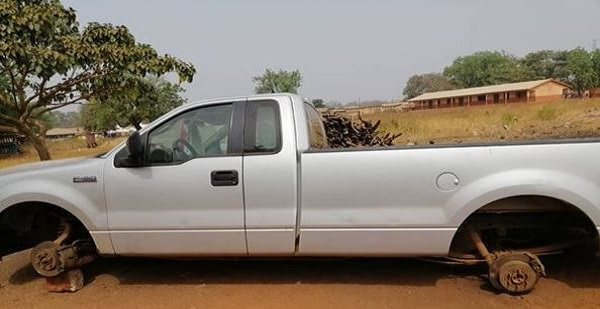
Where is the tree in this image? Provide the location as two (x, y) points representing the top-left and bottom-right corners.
(443, 51), (527, 88)
(49, 110), (82, 128)
(82, 76), (186, 131)
(520, 50), (568, 81)
(592, 49), (600, 88)
(311, 98), (326, 108)
(80, 101), (114, 132)
(563, 48), (596, 96)
(253, 69), (302, 94)
(402, 73), (456, 100)
(0, 0), (195, 160)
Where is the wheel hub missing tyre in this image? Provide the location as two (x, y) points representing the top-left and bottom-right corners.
(507, 269), (526, 285)
(489, 252), (545, 294)
(498, 260), (536, 292)
(31, 241), (64, 277)
(37, 250), (59, 272)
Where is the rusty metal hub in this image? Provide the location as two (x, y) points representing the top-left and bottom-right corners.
(31, 241), (64, 277)
(489, 252), (546, 294)
(30, 240), (87, 278)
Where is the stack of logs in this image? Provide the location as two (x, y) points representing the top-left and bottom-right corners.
(322, 114), (402, 148)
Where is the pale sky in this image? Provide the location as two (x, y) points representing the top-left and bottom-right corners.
(63, 0), (600, 103)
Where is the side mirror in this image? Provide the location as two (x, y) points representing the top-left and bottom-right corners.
(127, 131), (144, 158)
(118, 131), (144, 168)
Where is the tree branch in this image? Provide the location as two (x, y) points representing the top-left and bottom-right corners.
(24, 70), (100, 118)
(16, 63), (33, 112)
(25, 75), (50, 105)
(0, 125), (18, 134)
(3, 64), (20, 110)
(40, 67), (102, 97)
(35, 94), (92, 116)
(0, 111), (21, 127)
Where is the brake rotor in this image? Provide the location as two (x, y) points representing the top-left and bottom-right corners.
(31, 241), (64, 277)
(489, 252), (545, 295)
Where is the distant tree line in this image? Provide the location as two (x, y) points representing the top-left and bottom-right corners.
(403, 48), (600, 100)
(48, 111), (81, 128)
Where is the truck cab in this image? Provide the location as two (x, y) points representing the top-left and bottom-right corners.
(103, 94), (315, 256)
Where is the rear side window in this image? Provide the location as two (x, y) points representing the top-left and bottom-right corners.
(244, 100), (281, 154)
(304, 103), (328, 149)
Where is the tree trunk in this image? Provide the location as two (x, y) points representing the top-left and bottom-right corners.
(27, 131), (52, 161)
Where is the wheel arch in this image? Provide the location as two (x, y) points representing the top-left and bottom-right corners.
(1, 193), (99, 230)
(0, 199), (113, 256)
(443, 169), (600, 256)
(445, 170), (600, 228)
(1, 200), (92, 232)
(447, 194), (600, 257)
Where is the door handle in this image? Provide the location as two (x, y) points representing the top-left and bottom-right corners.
(211, 170), (239, 186)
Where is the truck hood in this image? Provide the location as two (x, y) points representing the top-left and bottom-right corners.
(0, 157), (92, 178)
(0, 156), (107, 189)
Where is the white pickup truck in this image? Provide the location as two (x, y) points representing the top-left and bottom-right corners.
(1, 93), (599, 294)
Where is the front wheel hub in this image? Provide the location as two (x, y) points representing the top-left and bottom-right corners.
(31, 241), (63, 277)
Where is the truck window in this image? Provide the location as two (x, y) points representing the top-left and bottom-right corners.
(303, 103), (328, 149)
(244, 100), (281, 153)
(146, 104), (233, 164)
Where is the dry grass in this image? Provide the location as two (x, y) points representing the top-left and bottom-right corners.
(2, 98), (600, 170)
(364, 98), (600, 145)
(0, 137), (125, 170)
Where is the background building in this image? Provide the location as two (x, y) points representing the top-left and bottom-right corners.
(408, 79), (571, 110)
(45, 127), (84, 140)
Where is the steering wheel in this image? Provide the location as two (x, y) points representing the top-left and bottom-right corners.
(172, 138), (198, 159)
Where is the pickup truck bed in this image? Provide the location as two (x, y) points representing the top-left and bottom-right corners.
(300, 140), (599, 256)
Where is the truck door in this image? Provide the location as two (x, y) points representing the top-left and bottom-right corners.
(104, 102), (247, 256)
(242, 98), (299, 255)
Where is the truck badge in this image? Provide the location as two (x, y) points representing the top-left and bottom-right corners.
(73, 176), (97, 183)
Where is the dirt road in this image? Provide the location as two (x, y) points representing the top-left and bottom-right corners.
(2, 251), (600, 309)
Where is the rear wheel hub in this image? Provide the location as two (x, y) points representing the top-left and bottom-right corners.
(489, 252), (545, 295)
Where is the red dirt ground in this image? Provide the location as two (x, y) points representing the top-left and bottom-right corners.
(3, 250), (600, 309)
